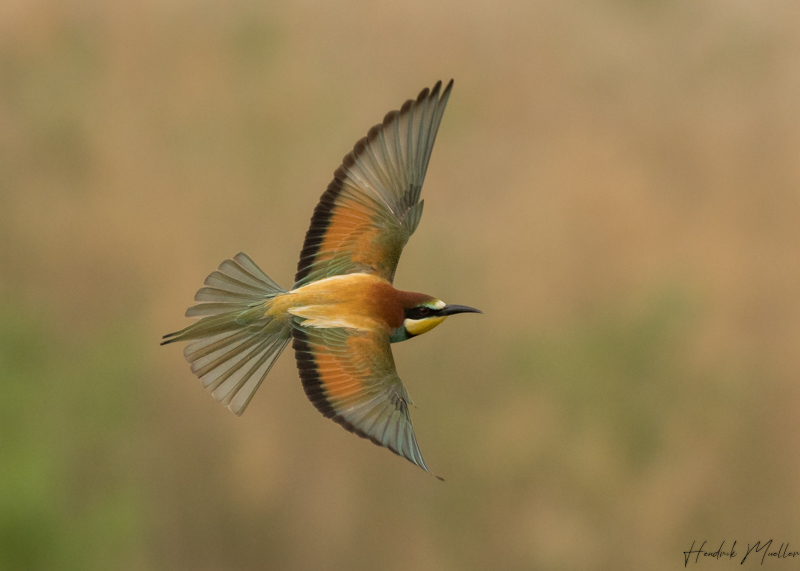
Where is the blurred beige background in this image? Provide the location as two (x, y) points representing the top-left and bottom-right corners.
(2, 0), (800, 569)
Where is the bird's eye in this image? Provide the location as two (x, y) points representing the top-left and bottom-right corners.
(418, 307), (431, 317)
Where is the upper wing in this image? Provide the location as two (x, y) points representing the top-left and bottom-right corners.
(292, 324), (430, 472)
(294, 80), (453, 288)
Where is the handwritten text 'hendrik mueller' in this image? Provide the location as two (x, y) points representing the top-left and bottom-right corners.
(684, 540), (800, 566)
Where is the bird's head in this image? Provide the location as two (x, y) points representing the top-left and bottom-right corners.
(390, 297), (482, 343)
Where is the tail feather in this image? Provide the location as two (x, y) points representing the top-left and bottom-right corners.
(221, 253), (283, 291)
(185, 302), (244, 318)
(184, 329), (250, 363)
(209, 334), (288, 414)
(163, 252), (291, 415)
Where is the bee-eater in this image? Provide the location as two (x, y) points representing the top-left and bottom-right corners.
(162, 80), (480, 474)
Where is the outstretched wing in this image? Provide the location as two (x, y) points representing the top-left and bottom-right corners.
(294, 80), (453, 288)
(292, 325), (430, 472)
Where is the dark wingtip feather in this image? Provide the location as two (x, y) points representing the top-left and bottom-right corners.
(416, 87), (430, 103)
(353, 136), (367, 156)
(367, 124), (381, 142)
(383, 109), (398, 125)
(443, 78), (454, 97)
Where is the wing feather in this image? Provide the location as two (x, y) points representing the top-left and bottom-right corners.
(294, 80), (453, 287)
(292, 326), (430, 472)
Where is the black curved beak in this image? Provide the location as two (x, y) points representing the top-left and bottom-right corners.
(440, 304), (482, 316)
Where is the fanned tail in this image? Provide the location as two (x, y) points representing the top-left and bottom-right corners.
(162, 252), (291, 415)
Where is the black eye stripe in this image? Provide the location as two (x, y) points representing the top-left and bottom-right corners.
(404, 306), (436, 320)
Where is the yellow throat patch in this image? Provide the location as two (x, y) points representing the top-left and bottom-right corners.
(404, 316), (447, 336)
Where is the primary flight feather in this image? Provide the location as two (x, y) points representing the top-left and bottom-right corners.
(162, 80), (480, 474)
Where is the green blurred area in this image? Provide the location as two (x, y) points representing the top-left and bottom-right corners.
(2, 1), (800, 569)
(0, 305), (145, 570)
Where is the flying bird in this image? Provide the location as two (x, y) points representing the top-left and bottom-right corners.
(162, 80), (480, 474)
